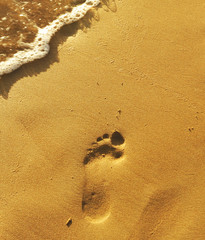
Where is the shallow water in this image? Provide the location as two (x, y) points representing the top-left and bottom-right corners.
(0, 0), (100, 76)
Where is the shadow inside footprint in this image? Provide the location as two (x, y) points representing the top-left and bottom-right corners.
(82, 188), (106, 212)
(111, 131), (125, 146)
(82, 184), (110, 222)
(82, 131), (125, 222)
(84, 144), (116, 164)
(83, 131), (125, 165)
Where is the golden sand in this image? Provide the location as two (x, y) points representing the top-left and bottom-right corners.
(0, 0), (205, 239)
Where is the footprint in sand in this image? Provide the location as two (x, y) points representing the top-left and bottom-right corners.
(82, 131), (125, 223)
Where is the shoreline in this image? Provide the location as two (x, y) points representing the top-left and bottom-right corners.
(1, 0), (205, 239)
(0, 0), (100, 78)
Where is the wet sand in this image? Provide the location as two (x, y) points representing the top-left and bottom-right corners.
(0, 0), (100, 76)
(0, 0), (205, 239)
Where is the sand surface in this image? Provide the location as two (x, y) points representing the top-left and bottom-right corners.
(1, 0), (205, 239)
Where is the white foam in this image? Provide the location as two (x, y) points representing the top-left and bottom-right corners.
(0, 0), (100, 77)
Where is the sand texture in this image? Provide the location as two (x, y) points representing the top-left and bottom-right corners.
(0, 0), (205, 239)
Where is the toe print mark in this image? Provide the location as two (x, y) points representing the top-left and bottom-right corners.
(83, 131), (125, 165)
(111, 131), (125, 146)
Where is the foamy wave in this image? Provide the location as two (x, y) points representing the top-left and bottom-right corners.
(0, 0), (100, 77)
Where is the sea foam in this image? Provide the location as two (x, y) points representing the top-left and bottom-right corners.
(0, 0), (100, 77)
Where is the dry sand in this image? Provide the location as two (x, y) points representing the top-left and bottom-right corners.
(1, 0), (205, 239)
